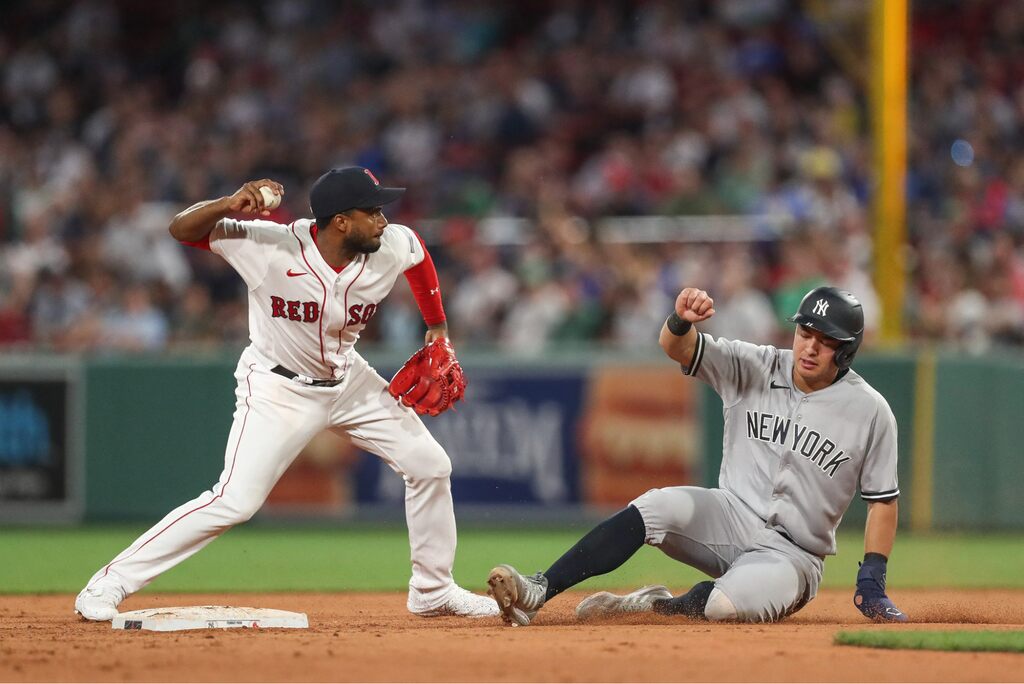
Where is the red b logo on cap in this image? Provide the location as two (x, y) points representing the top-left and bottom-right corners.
(364, 169), (380, 186)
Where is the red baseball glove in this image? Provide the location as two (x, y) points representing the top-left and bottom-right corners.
(387, 338), (467, 416)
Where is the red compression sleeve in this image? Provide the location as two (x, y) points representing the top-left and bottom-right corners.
(403, 232), (446, 327)
(178, 235), (212, 251)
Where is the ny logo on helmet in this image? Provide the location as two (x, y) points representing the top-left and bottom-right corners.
(813, 299), (829, 316)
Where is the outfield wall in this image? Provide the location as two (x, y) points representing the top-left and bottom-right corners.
(1, 349), (1021, 530)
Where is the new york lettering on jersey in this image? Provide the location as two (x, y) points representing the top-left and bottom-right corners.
(744, 410), (852, 478)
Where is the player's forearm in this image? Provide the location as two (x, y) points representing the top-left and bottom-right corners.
(864, 499), (898, 557)
(404, 232), (447, 328)
(660, 289), (714, 366)
(659, 321), (698, 366)
(169, 197), (234, 242)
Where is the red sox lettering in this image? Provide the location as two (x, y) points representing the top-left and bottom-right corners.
(346, 303), (377, 326)
(269, 296), (320, 322)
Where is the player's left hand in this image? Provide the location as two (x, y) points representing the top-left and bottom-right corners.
(388, 338), (467, 416)
(854, 555), (908, 622)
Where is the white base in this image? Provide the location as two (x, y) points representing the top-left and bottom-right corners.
(111, 606), (308, 631)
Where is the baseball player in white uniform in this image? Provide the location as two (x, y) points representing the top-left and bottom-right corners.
(488, 285), (908, 624)
(75, 167), (499, 620)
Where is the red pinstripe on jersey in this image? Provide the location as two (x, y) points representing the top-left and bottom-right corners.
(291, 223), (327, 365)
(339, 258), (368, 348)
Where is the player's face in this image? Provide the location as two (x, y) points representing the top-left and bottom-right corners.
(343, 207), (387, 253)
(792, 325), (841, 390)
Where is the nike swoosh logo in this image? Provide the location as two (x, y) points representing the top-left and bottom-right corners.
(286, 269), (307, 277)
(770, 381), (789, 390)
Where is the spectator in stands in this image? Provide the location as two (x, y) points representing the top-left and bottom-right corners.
(0, 0), (1021, 355)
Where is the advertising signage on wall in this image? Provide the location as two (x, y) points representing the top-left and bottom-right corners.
(0, 364), (82, 522)
(352, 371), (587, 506)
(264, 363), (701, 516)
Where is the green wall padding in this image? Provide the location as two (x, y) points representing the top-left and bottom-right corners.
(84, 358), (237, 519)
(932, 355), (1024, 529)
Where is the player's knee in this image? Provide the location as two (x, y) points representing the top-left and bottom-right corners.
(704, 587), (738, 622)
(630, 488), (676, 521)
(402, 441), (452, 481)
(218, 491), (264, 524)
(629, 488), (694, 544)
(629, 488), (659, 511)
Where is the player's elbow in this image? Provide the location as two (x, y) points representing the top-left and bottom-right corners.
(168, 215), (191, 242)
(168, 216), (205, 242)
(168, 211), (215, 243)
(658, 326), (676, 355)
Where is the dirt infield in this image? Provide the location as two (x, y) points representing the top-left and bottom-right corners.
(1, 589), (1022, 682)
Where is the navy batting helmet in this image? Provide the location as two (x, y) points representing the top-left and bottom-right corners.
(787, 286), (864, 370)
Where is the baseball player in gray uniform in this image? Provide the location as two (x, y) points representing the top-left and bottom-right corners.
(488, 285), (907, 624)
(75, 167), (499, 621)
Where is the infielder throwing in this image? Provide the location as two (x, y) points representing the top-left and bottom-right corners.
(489, 285), (907, 624)
(76, 166), (498, 620)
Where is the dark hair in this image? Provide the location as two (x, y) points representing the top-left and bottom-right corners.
(315, 215), (335, 229)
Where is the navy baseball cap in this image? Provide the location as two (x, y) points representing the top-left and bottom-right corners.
(309, 166), (405, 218)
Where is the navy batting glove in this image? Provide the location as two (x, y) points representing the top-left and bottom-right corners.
(854, 552), (908, 622)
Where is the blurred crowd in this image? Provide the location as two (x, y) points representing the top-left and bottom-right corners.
(2, 0), (1023, 356)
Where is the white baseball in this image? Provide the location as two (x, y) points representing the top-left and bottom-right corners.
(259, 186), (281, 210)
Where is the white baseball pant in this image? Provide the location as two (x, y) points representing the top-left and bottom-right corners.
(84, 345), (458, 610)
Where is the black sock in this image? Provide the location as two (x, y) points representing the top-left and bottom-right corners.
(652, 580), (715, 618)
(542, 505), (646, 601)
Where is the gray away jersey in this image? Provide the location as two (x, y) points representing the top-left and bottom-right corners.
(684, 333), (899, 556)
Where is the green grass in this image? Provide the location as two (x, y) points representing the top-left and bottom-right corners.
(1, 527), (1023, 594)
(835, 630), (1024, 653)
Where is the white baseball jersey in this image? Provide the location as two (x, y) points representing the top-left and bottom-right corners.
(210, 217), (425, 379)
(685, 333), (899, 556)
(80, 215), (482, 617)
